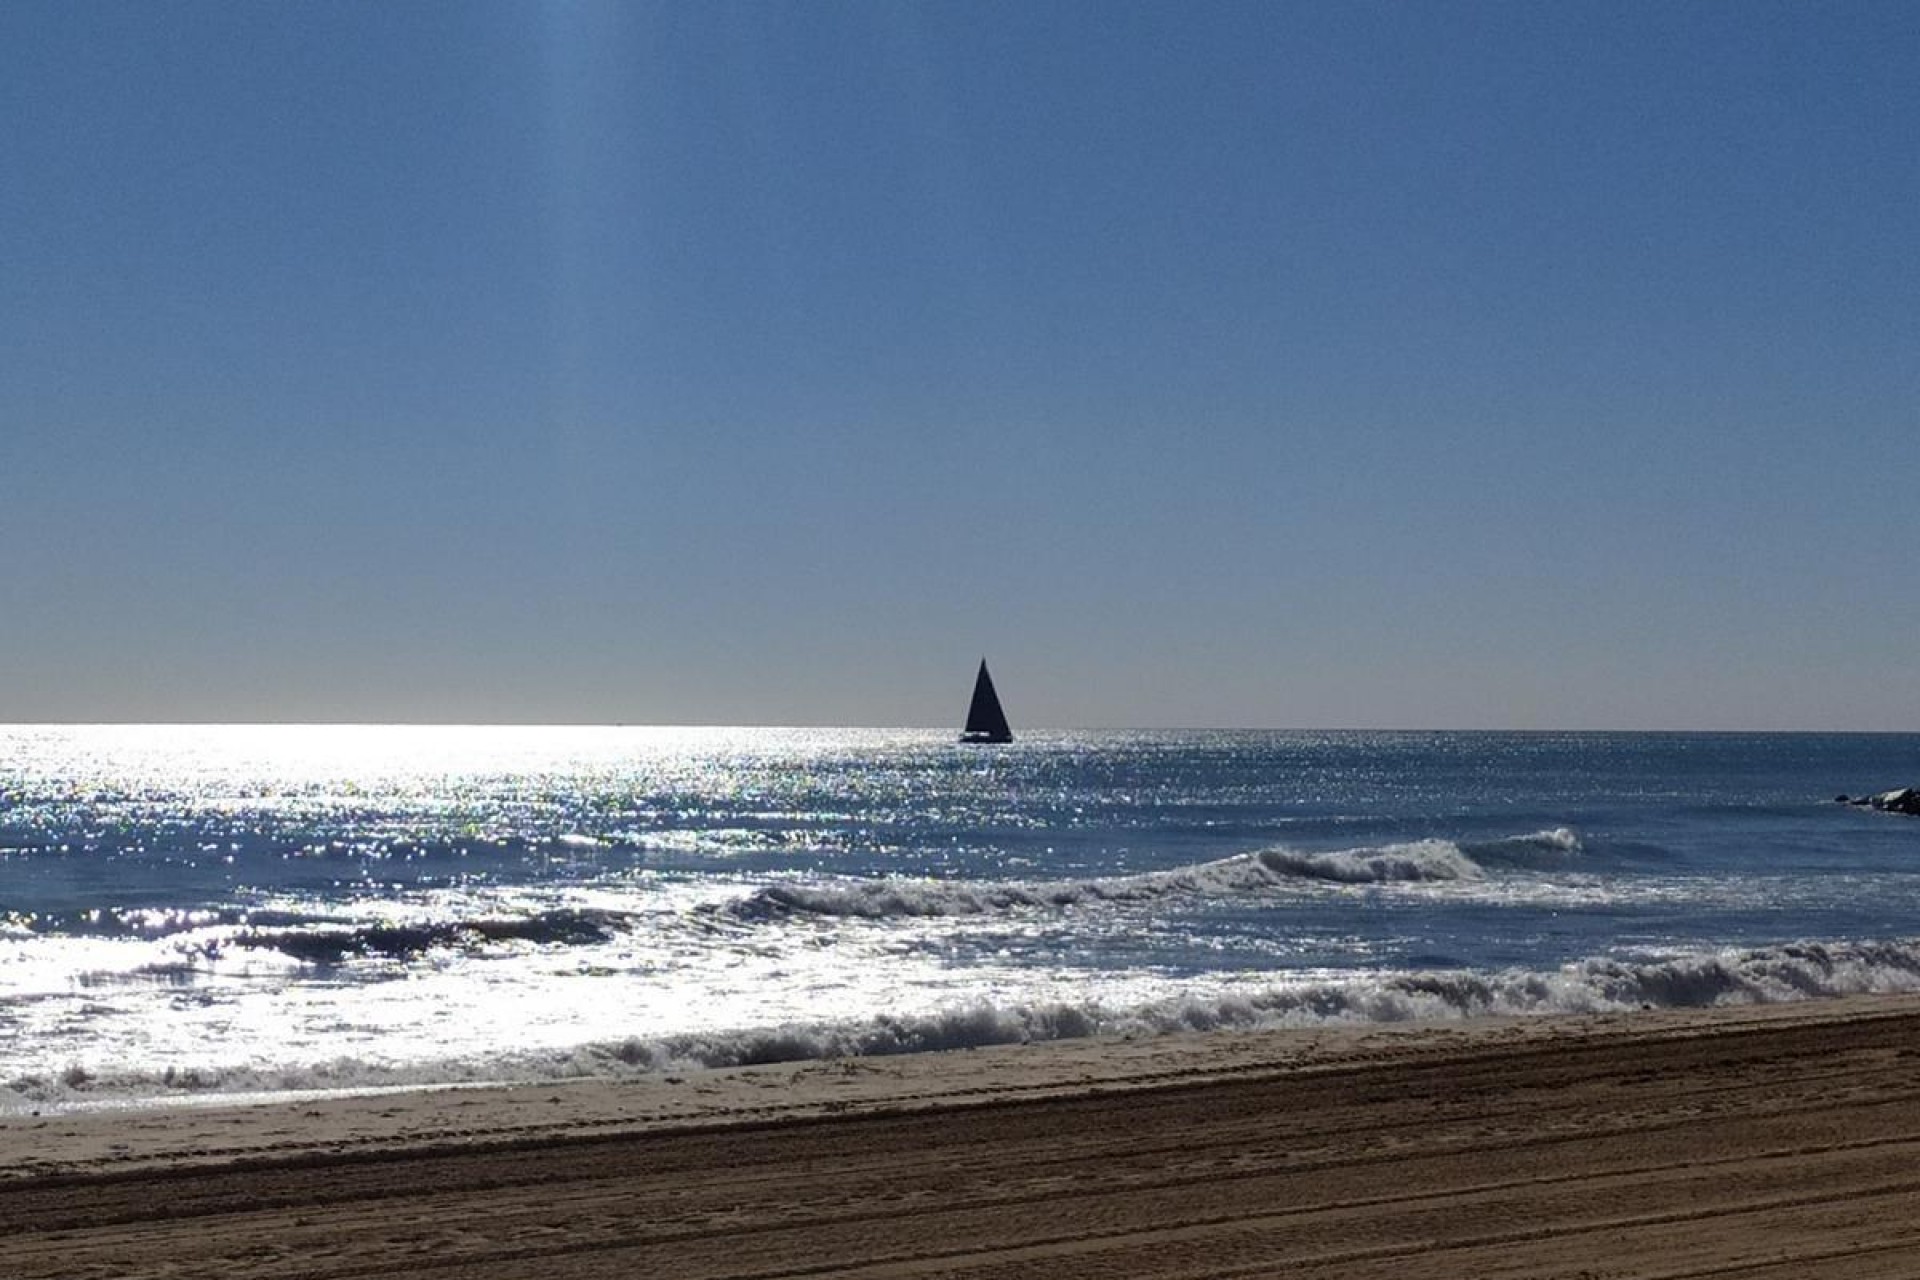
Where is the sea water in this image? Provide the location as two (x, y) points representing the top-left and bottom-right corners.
(3, 725), (1917, 1107)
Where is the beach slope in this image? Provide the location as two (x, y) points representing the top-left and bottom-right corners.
(7, 996), (1920, 1278)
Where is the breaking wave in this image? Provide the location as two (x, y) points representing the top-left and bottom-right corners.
(1462, 826), (1583, 866)
(618, 937), (1920, 1062)
(14, 937), (1920, 1105)
(721, 829), (1581, 921)
(36, 908), (634, 969)
(1251, 839), (1481, 884)
(226, 908), (631, 965)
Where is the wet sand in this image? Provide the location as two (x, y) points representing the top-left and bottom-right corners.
(7, 995), (1920, 1278)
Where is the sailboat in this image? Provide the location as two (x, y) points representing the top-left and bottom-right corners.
(960, 659), (1013, 744)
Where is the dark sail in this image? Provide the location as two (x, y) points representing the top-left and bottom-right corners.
(960, 659), (1013, 744)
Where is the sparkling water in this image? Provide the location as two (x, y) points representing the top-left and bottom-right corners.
(3, 725), (1917, 1106)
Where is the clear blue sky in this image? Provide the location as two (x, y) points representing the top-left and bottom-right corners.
(3, 1), (1915, 728)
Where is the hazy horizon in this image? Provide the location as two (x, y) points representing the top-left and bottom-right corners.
(6, 2), (1915, 731)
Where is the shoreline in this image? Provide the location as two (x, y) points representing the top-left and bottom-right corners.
(9, 995), (1920, 1276)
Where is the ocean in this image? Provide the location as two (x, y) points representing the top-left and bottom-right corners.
(3, 724), (1917, 1109)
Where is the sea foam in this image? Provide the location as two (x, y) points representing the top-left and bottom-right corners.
(17, 936), (1912, 1108)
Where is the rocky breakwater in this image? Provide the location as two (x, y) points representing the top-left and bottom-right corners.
(1837, 787), (1920, 816)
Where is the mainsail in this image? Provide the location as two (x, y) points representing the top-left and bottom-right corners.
(961, 659), (1013, 744)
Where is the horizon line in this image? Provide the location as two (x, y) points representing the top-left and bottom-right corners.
(0, 721), (1913, 736)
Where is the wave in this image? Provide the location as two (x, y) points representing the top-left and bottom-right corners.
(14, 937), (1920, 1105)
(1251, 839), (1482, 884)
(719, 829), (1580, 921)
(225, 908), (631, 965)
(5, 902), (638, 968)
(12, 829), (1587, 941)
(630, 937), (1920, 1060)
(11, 906), (253, 940)
(1462, 826), (1583, 866)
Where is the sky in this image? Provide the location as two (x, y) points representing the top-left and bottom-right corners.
(2, 1), (1916, 729)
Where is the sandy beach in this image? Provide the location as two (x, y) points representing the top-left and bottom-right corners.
(6, 996), (1920, 1278)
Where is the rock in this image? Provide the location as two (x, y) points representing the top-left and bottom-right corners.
(1879, 788), (1920, 816)
(1839, 788), (1920, 814)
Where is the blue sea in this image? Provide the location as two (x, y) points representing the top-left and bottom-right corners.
(3, 725), (1917, 1108)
